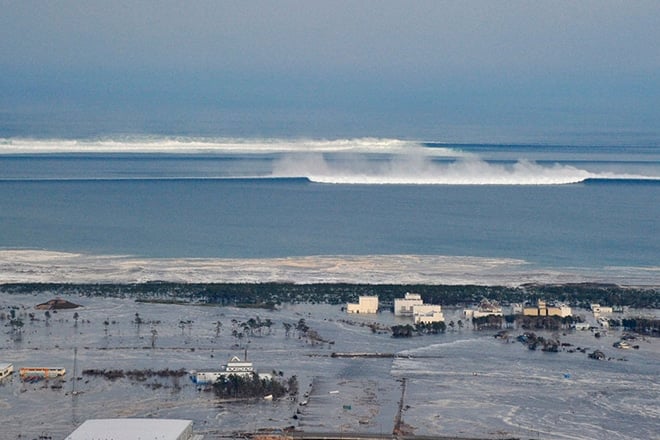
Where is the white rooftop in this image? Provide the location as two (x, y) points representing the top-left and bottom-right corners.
(65, 418), (194, 440)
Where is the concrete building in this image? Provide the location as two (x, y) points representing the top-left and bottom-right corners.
(412, 304), (445, 324)
(394, 292), (424, 316)
(523, 300), (571, 318)
(591, 303), (613, 315)
(0, 363), (13, 379)
(463, 299), (503, 319)
(66, 418), (202, 440)
(346, 296), (379, 314)
(189, 355), (272, 385)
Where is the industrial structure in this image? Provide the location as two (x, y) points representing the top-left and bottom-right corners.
(463, 299), (503, 319)
(522, 300), (572, 317)
(393, 292), (445, 324)
(411, 304), (445, 324)
(346, 295), (379, 314)
(394, 292), (424, 316)
(591, 303), (613, 315)
(65, 418), (202, 440)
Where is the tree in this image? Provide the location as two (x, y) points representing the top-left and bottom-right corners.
(214, 321), (223, 338)
(73, 312), (79, 327)
(246, 318), (257, 336)
(134, 312), (143, 336)
(296, 319), (309, 338)
(263, 318), (273, 335)
(9, 317), (24, 334)
(283, 322), (292, 338)
(391, 324), (415, 338)
(150, 327), (158, 349)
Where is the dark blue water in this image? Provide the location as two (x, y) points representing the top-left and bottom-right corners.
(1, 172), (657, 268)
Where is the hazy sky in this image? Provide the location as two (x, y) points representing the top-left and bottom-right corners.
(1, 1), (659, 142)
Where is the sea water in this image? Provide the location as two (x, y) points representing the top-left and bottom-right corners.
(0, 138), (658, 279)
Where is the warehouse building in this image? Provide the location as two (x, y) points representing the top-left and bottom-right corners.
(66, 418), (202, 440)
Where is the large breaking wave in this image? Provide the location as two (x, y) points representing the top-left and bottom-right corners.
(1, 136), (658, 185)
(272, 153), (627, 185)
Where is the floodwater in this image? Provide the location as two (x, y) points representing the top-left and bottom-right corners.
(0, 293), (658, 440)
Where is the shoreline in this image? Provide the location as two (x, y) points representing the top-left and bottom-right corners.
(1, 250), (659, 287)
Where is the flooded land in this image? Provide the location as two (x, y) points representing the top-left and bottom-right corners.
(1, 291), (658, 440)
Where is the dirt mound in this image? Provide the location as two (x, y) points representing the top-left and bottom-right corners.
(34, 298), (81, 310)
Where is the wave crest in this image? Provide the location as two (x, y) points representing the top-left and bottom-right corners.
(0, 136), (437, 155)
(272, 154), (598, 185)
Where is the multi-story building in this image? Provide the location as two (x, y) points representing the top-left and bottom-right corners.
(346, 295), (379, 314)
(463, 299), (503, 319)
(412, 304), (445, 324)
(394, 292), (424, 316)
(523, 300), (571, 317)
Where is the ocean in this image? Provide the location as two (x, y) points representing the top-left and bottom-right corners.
(1, 138), (658, 282)
(1, 138), (659, 439)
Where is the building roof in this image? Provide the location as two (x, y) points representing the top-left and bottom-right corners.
(0, 363), (13, 369)
(65, 418), (193, 440)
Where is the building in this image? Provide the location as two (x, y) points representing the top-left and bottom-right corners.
(346, 296), (379, 314)
(189, 355), (271, 385)
(0, 363), (13, 379)
(463, 299), (503, 319)
(523, 300), (571, 318)
(394, 292), (424, 316)
(66, 418), (202, 440)
(19, 367), (65, 380)
(412, 304), (445, 324)
(591, 304), (613, 315)
(392, 292), (444, 323)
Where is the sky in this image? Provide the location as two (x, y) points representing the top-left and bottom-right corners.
(1, 1), (659, 143)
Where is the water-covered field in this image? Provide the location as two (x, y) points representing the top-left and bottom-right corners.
(1, 292), (658, 440)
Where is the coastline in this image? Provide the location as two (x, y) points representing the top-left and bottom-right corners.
(1, 250), (659, 287)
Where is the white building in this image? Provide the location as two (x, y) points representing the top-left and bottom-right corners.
(394, 292), (424, 316)
(412, 304), (445, 324)
(66, 418), (202, 440)
(0, 363), (13, 379)
(463, 299), (503, 319)
(190, 355), (271, 385)
(591, 304), (613, 315)
(346, 296), (379, 314)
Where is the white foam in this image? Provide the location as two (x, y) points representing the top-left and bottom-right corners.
(272, 154), (610, 185)
(3, 136), (657, 184)
(0, 137), (438, 155)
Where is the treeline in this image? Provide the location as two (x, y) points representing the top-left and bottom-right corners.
(1, 281), (658, 308)
(619, 318), (660, 336)
(213, 373), (298, 399)
(392, 321), (447, 337)
(82, 368), (187, 381)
